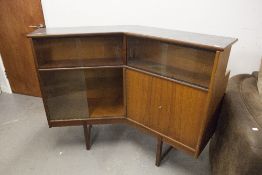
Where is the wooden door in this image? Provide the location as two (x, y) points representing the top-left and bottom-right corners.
(126, 69), (208, 149)
(0, 0), (45, 96)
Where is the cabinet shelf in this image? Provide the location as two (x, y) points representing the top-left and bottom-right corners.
(39, 58), (123, 69)
(88, 97), (124, 118)
(128, 59), (210, 89)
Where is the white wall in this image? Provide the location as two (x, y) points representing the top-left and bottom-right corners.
(1, 0), (261, 92)
(41, 0), (262, 76)
(0, 55), (12, 93)
(1, 0), (261, 94)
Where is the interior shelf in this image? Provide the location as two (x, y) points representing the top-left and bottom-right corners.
(128, 59), (210, 89)
(88, 97), (124, 118)
(39, 58), (123, 69)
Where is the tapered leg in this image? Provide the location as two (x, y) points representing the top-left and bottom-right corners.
(155, 137), (173, 167)
(155, 137), (163, 166)
(83, 124), (92, 150)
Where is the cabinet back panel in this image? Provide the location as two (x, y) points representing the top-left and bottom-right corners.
(126, 69), (208, 148)
(85, 69), (123, 100)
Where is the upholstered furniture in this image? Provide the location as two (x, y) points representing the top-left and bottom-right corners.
(210, 72), (262, 174)
(28, 26), (237, 166)
(258, 60), (262, 94)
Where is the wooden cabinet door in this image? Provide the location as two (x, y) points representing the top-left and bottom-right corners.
(0, 0), (45, 96)
(126, 69), (208, 149)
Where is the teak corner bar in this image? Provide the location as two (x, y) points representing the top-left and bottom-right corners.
(28, 25), (237, 165)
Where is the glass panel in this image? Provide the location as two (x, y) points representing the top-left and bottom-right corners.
(127, 37), (215, 88)
(39, 68), (124, 120)
(33, 35), (123, 68)
(40, 70), (89, 120)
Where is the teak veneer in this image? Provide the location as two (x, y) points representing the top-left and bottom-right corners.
(28, 25), (237, 165)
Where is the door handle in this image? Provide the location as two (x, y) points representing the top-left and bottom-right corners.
(28, 24), (45, 29)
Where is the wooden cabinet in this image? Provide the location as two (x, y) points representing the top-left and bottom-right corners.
(28, 25), (237, 158)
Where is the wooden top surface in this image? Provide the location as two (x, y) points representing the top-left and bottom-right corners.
(28, 25), (237, 51)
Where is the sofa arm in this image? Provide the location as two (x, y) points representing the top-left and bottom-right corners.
(209, 74), (262, 175)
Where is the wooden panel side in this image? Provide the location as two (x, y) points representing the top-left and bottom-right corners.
(196, 46), (232, 156)
(126, 69), (208, 150)
(29, 39), (51, 126)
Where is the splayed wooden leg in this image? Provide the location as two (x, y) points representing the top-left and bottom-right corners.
(83, 124), (92, 150)
(155, 137), (173, 167)
(155, 137), (163, 166)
